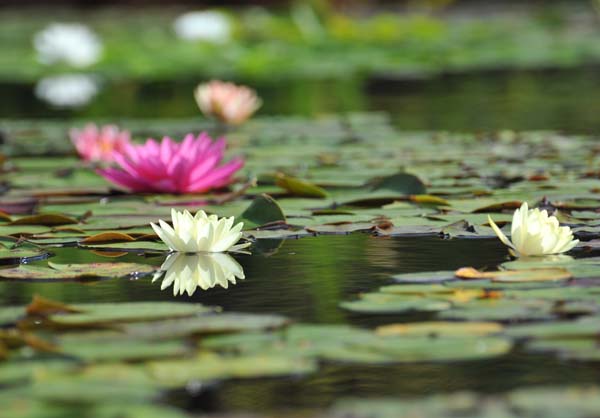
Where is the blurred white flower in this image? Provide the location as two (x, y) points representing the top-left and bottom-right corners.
(153, 252), (245, 295)
(173, 11), (232, 42)
(35, 74), (99, 108)
(488, 202), (578, 257)
(151, 209), (249, 253)
(34, 23), (102, 67)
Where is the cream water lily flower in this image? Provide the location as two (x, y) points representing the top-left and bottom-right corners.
(153, 253), (244, 295)
(151, 209), (249, 253)
(488, 202), (578, 257)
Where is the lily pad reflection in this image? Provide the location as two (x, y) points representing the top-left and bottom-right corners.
(153, 253), (245, 296)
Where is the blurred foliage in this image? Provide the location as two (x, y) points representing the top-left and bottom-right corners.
(1, 3), (600, 82)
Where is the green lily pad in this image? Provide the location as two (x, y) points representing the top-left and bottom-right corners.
(59, 338), (188, 362)
(239, 194), (286, 229)
(0, 262), (157, 281)
(148, 353), (317, 387)
(122, 313), (289, 339)
(49, 302), (213, 326)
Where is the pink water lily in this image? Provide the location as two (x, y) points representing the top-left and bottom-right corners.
(98, 132), (244, 194)
(194, 80), (261, 125)
(70, 124), (131, 162)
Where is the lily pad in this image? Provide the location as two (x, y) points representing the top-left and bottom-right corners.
(49, 302), (213, 326)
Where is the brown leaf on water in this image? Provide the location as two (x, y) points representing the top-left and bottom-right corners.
(10, 213), (79, 226)
(26, 295), (82, 316)
(0, 210), (12, 222)
(21, 332), (58, 352)
(81, 232), (136, 244)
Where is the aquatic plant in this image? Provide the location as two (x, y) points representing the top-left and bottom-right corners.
(151, 209), (248, 253)
(153, 252), (245, 295)
(173, 11), (231, 42)
(98, 132), (243, 193)
(34, 74), (99, 107)
(488, 203), (578, 257)
(34, 23), (102, 67)
(194, 80), (262, 126)
(70, 124), (131, 162)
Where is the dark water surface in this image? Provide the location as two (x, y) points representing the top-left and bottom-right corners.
(3, 235), (600, 414)
(0, 235), (507, 322)
(4, 67), (600, 133)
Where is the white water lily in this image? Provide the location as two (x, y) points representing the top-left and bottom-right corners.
(35, 74), (99, 107)
(34, 23), (102, 67)
(151, 209), (248, 253)
(488, 202), (578, 257)
(153, 252), (245, 295)
(173, 11), (231, 42)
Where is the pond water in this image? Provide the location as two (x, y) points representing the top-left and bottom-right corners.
(0, 235), (507, 324)
(4, 67), (600, 133)
(2, 235), (600, 415)
(3, 67), (600, 417)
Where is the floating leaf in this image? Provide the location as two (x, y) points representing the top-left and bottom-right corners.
(58, 338), (188, 362)
(455, 267), (573, 282)
(122, 313), (288, 340)
(392, 270), (457, 284)
(340, 294), (451, 314)
(0, 262), (156, 281)
(148, 353), (317, 386)
(376, 321), (503, 337)
(369, 173), (427, 195)
(10, 213), (79, 226)
(49, 302), (213, 326)
(81, 232), (136, 244)
(275, 173), (328, 198)
(239, 194), (286, 228)
(409, 194), (450, 206)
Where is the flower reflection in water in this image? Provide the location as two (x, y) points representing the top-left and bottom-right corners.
(153, 252), (245, 296)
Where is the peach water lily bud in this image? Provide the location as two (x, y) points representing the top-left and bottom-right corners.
(151, 209), (250, 253)
(488, 202), (578, 257)
(153, 253), (245, 295)
(194, 80), (262, 125)
(98, 132), (243, 194)
(34, 23), (102, 67)
(70, 124), (131, 162)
